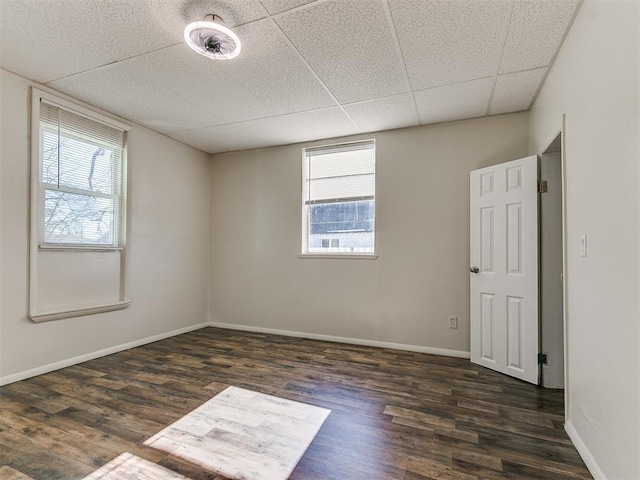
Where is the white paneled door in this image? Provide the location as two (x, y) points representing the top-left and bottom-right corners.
(470, 156), (539, 384)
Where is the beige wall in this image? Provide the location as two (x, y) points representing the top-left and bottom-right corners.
(529, 1), (640, 478)
(209, 113), (529, 354)
(0, 69), (211, 381)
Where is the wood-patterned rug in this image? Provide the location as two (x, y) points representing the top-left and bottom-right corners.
(144, 386), (331, 480)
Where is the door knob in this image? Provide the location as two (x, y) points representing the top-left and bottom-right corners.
(470, 266), (480, 273)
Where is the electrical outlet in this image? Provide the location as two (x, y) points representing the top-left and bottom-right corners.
(448, 315), (458, 329)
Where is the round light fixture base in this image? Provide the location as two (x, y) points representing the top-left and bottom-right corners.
(184, 14), (241, 60)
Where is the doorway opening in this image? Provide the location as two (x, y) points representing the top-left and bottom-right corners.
(539, 132), (565, 389)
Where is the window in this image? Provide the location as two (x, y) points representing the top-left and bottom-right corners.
(37, 97), (126, 248)
(302, 140), (375, 255)
(29, 89), (131, 322)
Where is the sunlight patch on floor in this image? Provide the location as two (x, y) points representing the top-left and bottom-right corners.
(82, 452), (189, 479)
(144, 386), (331, 480)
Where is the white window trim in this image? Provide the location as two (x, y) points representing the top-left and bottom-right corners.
(298, 254), (378, 260)
(301, 139), (377, 258)
(29, 88), (132, 321)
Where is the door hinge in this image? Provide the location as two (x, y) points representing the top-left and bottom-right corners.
(538, 180), (548, 193)
(538, 353), (548, 365)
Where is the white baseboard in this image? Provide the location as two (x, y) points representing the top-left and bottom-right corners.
(565, 420), (606, 480)
(0, 322), (209, 386)
(1, 321), (470, 386)
(208, 322), (470, 358)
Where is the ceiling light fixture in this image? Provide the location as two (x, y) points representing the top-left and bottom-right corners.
(184, 14), (241, 60)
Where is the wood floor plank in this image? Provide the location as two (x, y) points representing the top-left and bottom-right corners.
(0, 465), (36, 480)
(0, 327), (592, 479)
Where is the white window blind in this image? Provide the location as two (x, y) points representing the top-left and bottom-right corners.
(302, 140), (376, 254)
(304, 140), (375, 204)
(38, 100), (126, 248)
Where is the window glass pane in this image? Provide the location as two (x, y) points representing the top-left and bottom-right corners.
(41, 130), (60, 184)
(310, 200), (375, 234)
(43, 189), (115, 245)
(41, 129), (115, 194)
(308, 200), (375, 253)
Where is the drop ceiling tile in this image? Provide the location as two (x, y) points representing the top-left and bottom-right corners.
(414, 77), (494, 125)
(68, 0), (267, 58)
(173, 107), (360, 153)
(388, 0), (511, 90)
(0, 0), (113, 82)
(168, 130), (229, 154)
(124, 44), (269, 124)
(221, 19), (337, 115)
(65, 1), (183, 62)
(490, 68), (547, 115)
(0, 0), (269, 84)
(500, 0), (580, 73)
(275, 0), (409, 103)
(48, 62), (223, 134)
(84, 0), (268, 61)
(181, 0), (269, 27)
(344, 94), (419, 133)
(214, 107), (361, 151)
(258, 0), (316, 15)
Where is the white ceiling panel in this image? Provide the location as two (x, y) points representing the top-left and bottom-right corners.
(344, 94), (419, 133)
(0, 0), (581, 153)
(171, 107), (360, 153)
(0, 0), (269, 84)
(124, 43), (270, 125)
(168, 130), (229, 154)
(173, 125), (244, 153)
(180, 0), (269, 27)
(0, 0), (115, 83)
(490, 68), (547, 115)
(500, 0), (580, 73)
(219, 19), (337, 115)
(388, 0), (512, 90)
(48, 63), (223, 134)
(414, 77), (494, 125)
(126, 25), (336, 124)
(275, 0), (410, 103)
(258, 0), (316, 16)
(58, 1), (184, 63)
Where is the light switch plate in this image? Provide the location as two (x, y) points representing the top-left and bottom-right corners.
(580, 234), (587, 257)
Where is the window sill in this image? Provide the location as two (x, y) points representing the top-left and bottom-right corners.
(298, 253), (378, 260)
(29, 300), (132, 323)
(39, 244), (123, 252)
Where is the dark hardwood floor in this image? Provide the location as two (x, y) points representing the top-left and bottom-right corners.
(0, 327), (591, 480)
